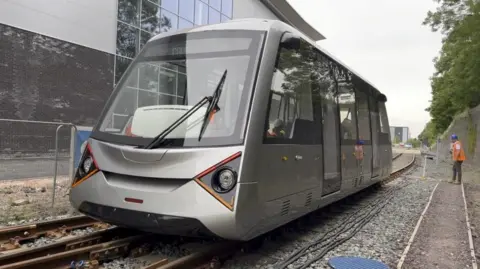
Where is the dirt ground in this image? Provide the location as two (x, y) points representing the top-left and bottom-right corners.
(0, 176), (78, 226)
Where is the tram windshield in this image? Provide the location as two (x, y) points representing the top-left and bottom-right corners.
(92, 30), (265, 148)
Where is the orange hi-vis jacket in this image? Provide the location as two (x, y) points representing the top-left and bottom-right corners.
(354, 145), (364, 160)
(452, 141), (466, 161)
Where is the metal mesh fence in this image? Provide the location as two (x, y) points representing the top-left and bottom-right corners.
(0, 119), (77, 224)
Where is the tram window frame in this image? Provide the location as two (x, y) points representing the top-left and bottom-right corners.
(263, 34), (322, 145)
(368, 93), (380, 137)
(378, 101), (391, 144)
(336, 67), (358, 144)
(353, 79), (372, 145)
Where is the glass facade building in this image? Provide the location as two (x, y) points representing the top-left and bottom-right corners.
(0, 0), (322, 128)
(116, 0), (233, 84)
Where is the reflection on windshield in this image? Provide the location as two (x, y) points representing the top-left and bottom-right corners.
(94, 30), (265, 147)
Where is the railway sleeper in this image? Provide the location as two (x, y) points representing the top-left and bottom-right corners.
(66, 236), (103, 250)
(89, 243), (130, 262)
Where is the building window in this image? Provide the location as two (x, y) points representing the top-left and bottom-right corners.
(114, 0), (233, 84)
(209, 0), (221, 11)
(221, 0), (233, 17)
(179, 0), (194, 21)
(209, 7), (220, 24)
(195, 0), (209, 25)
(159, 0), (178, 14)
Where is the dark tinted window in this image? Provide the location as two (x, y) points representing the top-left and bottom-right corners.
(337, 69), (357, 141)
(354, 80), (371, 142)
(379, 102), (390, 134)
(141, 0), (162, 34)
(369, 94), (380, 137)
(117, 22), (141, 58)
(311, 52), (341, 177)
(264, 38), (320, 145)
(118, 0), (140, 27)
(115, 56), (133, 84)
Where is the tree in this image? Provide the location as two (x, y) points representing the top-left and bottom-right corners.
(407, 138), (421, 148)
(418, 121), (437, 146)
(422, 0), (480, 138)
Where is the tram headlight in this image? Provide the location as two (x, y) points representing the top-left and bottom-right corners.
(212, 168), (237, 193)
(82, 156), (94, 174)
(72, 144), (99, 188)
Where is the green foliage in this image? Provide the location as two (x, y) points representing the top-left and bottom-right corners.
(418, 121), (437, 145)
(407, 138), (422, 148)
(421, 0), (480, 138)
(393, 136), (401, 144)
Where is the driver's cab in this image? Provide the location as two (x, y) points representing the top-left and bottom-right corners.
(266, 91), (299, 138)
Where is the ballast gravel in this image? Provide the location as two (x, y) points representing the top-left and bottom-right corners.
(222, 155), (438, 269)
(103, 257), (150, 269)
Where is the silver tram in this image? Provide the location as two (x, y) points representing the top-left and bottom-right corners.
(69, 18), (392, 241)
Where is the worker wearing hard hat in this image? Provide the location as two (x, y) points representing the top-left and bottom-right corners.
(449, 134), (465, 184)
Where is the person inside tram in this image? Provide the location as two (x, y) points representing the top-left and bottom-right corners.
(341, 117), (354, 139)
(267, 119), (286, 137)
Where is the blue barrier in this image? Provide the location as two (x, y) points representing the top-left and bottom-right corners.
(328, 256), (389, 269)
(74, 127), (92, 168)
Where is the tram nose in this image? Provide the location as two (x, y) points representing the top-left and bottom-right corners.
(120, 148), (168, 163)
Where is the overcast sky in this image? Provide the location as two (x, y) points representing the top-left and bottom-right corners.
(287, 0), (443, 138)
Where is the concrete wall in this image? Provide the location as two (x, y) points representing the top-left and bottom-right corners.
(0, 0), (117, 54)
(434, 105), (480, 165)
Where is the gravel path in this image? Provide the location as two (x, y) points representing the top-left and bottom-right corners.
(401, 181), (471, 269)
(464, 180), (480, 263)
(222, 155), (438, 269)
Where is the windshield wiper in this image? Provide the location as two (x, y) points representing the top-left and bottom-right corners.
(142, 69), (228, 149)
(198, 69), (227, 141)
(143, 96), (212, 149)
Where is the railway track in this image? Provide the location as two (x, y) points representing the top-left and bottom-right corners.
(0, 153), (414, 269)
(0, 215), (105, 252)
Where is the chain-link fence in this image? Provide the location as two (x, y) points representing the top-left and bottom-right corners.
(0, 119), (79, 224)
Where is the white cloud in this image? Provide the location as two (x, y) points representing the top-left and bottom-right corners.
(288, 0), (443, 137)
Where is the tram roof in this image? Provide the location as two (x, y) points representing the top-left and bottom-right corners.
(149, 19), (385, 101)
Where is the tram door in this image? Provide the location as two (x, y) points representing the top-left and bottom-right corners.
(320, 89), (342, 196)
(354, 87), (373, 183)
(369, 93), (381, 178)
(338, 87), (360, 189)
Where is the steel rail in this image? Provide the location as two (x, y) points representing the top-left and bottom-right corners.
(0, 234), (148, 269)
(0, 227), (134, 266)
(0, 216), (101, 248)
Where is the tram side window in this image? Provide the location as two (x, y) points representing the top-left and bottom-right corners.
(354, 80), (371, 142)
(338, 94), (357, 140)
(337, 68), (357, 141)
(369, 94), (380, 138)
(378, 102), (390, 135)
(264, 37), (319, 145)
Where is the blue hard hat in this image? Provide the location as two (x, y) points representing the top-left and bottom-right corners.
(451, 134), (458, 140)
